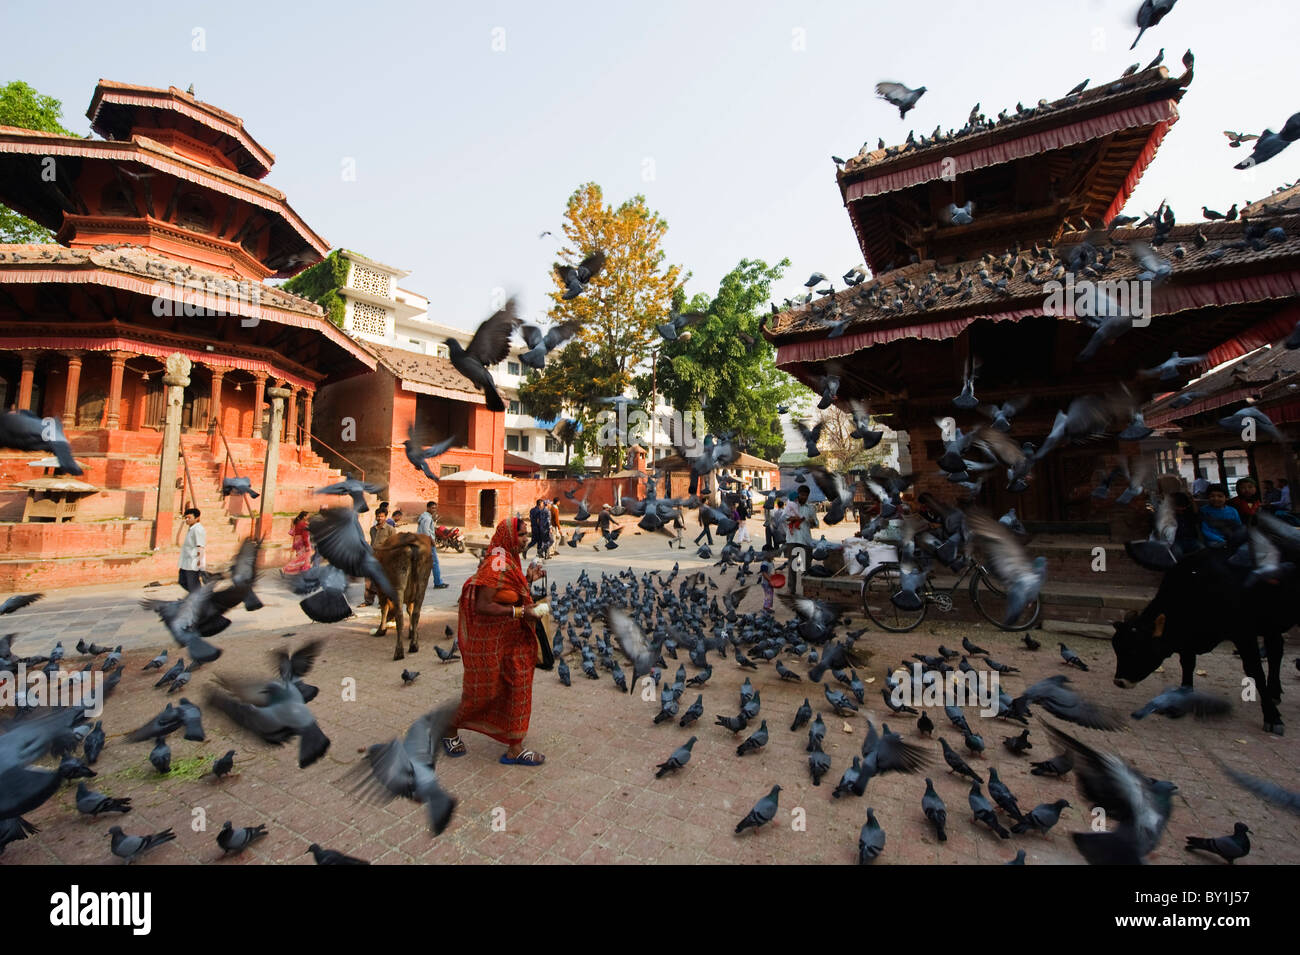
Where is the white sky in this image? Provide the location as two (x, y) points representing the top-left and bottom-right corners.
(3, 0), (1298, 330)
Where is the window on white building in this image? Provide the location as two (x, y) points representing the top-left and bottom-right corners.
(434, 344), (449, 358)
(350, 301), (389, 337)
(545, 436), (562, 453)
(519, 435), (529, 453)
(508, 399), (521, 415)
(507, 434), (530, 453)
(507, 361), (520, 375)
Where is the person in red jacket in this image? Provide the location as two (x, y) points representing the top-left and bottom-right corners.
(1229, 477), (1262, 525)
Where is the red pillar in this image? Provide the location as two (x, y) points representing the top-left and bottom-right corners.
(250, 374), (266, 438)
(60, 351), (83, 428)
(284, 387), (298, 445)
(301, 389), (314, 444)
(16, 352), (37, 411)
(209, 366), (225, 432)
(105, 351), (131, 429)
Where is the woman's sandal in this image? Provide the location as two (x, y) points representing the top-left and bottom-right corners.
(499, 749), (545, 766)
(441, 736), (467, 758)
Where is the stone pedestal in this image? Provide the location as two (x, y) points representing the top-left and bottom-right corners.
(152, 353), (192, 549)
(257, 386), (290, 539)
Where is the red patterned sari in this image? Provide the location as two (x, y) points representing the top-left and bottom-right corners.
(283, 518), (313, 574)
(454, 518), (536, 744)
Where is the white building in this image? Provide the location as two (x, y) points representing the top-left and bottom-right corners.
(333, 249), (676, 476)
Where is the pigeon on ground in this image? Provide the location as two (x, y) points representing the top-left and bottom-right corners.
(1004, 729), (1033, 755)
(940, 738), (983, 783)
(808, 738), (831, 786)
(75, 782), (128, 815)
(149, 736), (171, 774)
(791, 698), (812, 731)
(401, 669), (420, 686)
(1059, 643), (1089, 670)
(735, 785), (781, 834)
(309, 844), (370, 865)
(217, 821), (269, 856)
(210, 750), (236, 780)
(969, 783), (1011, 839)
(679, 694), (704, 728)
(857, 807), (886, 863)
(83, 721), (105, 764)
(1185, 824), (1251, 864)
(1031, 751), (1075, 777)
(807, 713), (826, 752)
(737, 720), (769, 756)
(1013, 799), (1071, 836)
(922, 778), (947, 842)
(655, 736), (697, 777)
(108, 826), (176, 864)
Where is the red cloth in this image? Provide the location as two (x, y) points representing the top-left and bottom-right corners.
(283, 519), (312, 574)
(453, 518), (536, 744)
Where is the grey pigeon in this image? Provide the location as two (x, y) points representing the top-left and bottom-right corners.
(1031, 751), (1074, 777)
(554, 251), (606, 300)
(791, 698), (812, 731)
(445, 298), (521, 410)
(1186, 823), (1251, 864)
(1131, 0), (1177, 50)
(0, 410), (82, 474)
(876, 81), (926, 118)
(1017, 676), (1122, 730)
(316, 474), (383, 511)
(1132, 685), (1230, 720)
(217, 821), (268, 855)
(108, 825), (176, 864)
(343, 702), (458, 835)
(655, 736), (697, 777)
(1048, 724), (1177, 864)
(808, 737), (831, 786)
(83, 721), (106, 764)
(149, 736), (172, 774)
(0, 816), (38, 856)
(307, 508), (397, 606)
(969, 782), (1011, 839)
(857, 807), (886, 863)
(210, 750), (236, 780)
(402, 426), (457, 481)
(735, 785), (781, 834)
(940, 738), (982, 782)
(309, 843), (370, 865)
(737, 720), (769, 757)
(1059, 643), (1089, 670)
(1012, 799), (1070, 835)
(922, 777), (947, 842)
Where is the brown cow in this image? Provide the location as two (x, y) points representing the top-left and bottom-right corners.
(371, 533), (433, 661)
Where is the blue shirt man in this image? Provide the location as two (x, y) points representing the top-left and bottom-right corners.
(417, 501), (448, 588)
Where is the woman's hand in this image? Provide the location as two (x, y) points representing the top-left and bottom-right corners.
(526, 563), (545, 583)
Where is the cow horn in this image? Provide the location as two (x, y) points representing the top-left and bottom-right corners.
(1152, 613), (1165, 638)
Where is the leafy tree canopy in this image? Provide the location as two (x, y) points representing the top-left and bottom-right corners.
(0, 81), (77, 243)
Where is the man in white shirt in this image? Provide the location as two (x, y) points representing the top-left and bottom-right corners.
(178, 508), (205, 592)
(786, 485), (817, 548)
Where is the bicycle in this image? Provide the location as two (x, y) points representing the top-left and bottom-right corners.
(860, 557), (1042, 633)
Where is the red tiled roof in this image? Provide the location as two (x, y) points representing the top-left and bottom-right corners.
(366, 342), (485, 402)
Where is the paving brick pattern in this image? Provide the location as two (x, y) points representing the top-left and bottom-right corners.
(4, 524), (1298, 866)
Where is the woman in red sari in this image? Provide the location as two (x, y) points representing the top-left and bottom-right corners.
(284, 510), (313, 574)
(441, 517), (547, 765)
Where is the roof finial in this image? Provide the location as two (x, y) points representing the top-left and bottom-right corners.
(186, 84), (195, 96)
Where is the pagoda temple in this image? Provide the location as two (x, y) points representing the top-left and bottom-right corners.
(0, 81), (374, 588)
(765, 64), (1300, 533)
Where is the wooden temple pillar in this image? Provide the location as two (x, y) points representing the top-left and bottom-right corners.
(105, 351), (131, 429)
(209, 366), (226, 433)
(16, 351), (37, 411)
(60, 351), (83, 428)
(250, 373), (266, 438)
(257, 385), (290, 539)
(152, 353), (191, 550)
(1245, 444), (1259, 486)
(1190, 450), (1201, 483)
(284, 386), (298, 445)
(1215, 449), (1227, 488)
(301, 388), (314, 444)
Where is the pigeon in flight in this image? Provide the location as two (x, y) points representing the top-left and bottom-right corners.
(403, 426), (457, 481)
(554, 250), (606, 300)
(0, 410), (82, 474)
(876, 82), (927, 119)
(344, 702), (459, 836)
(445, 298), (521, 411)
(316, 474), (383, 512)
(520, 320), (581, 369)
(1131, 0), (1177, 50)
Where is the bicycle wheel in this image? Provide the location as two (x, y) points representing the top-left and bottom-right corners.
(861, 563), (927, 632)
(969, 566), (1042, 631)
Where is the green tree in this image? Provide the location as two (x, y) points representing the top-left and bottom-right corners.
(0, 81), (76, 243)
(651, 257), (804, 463)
